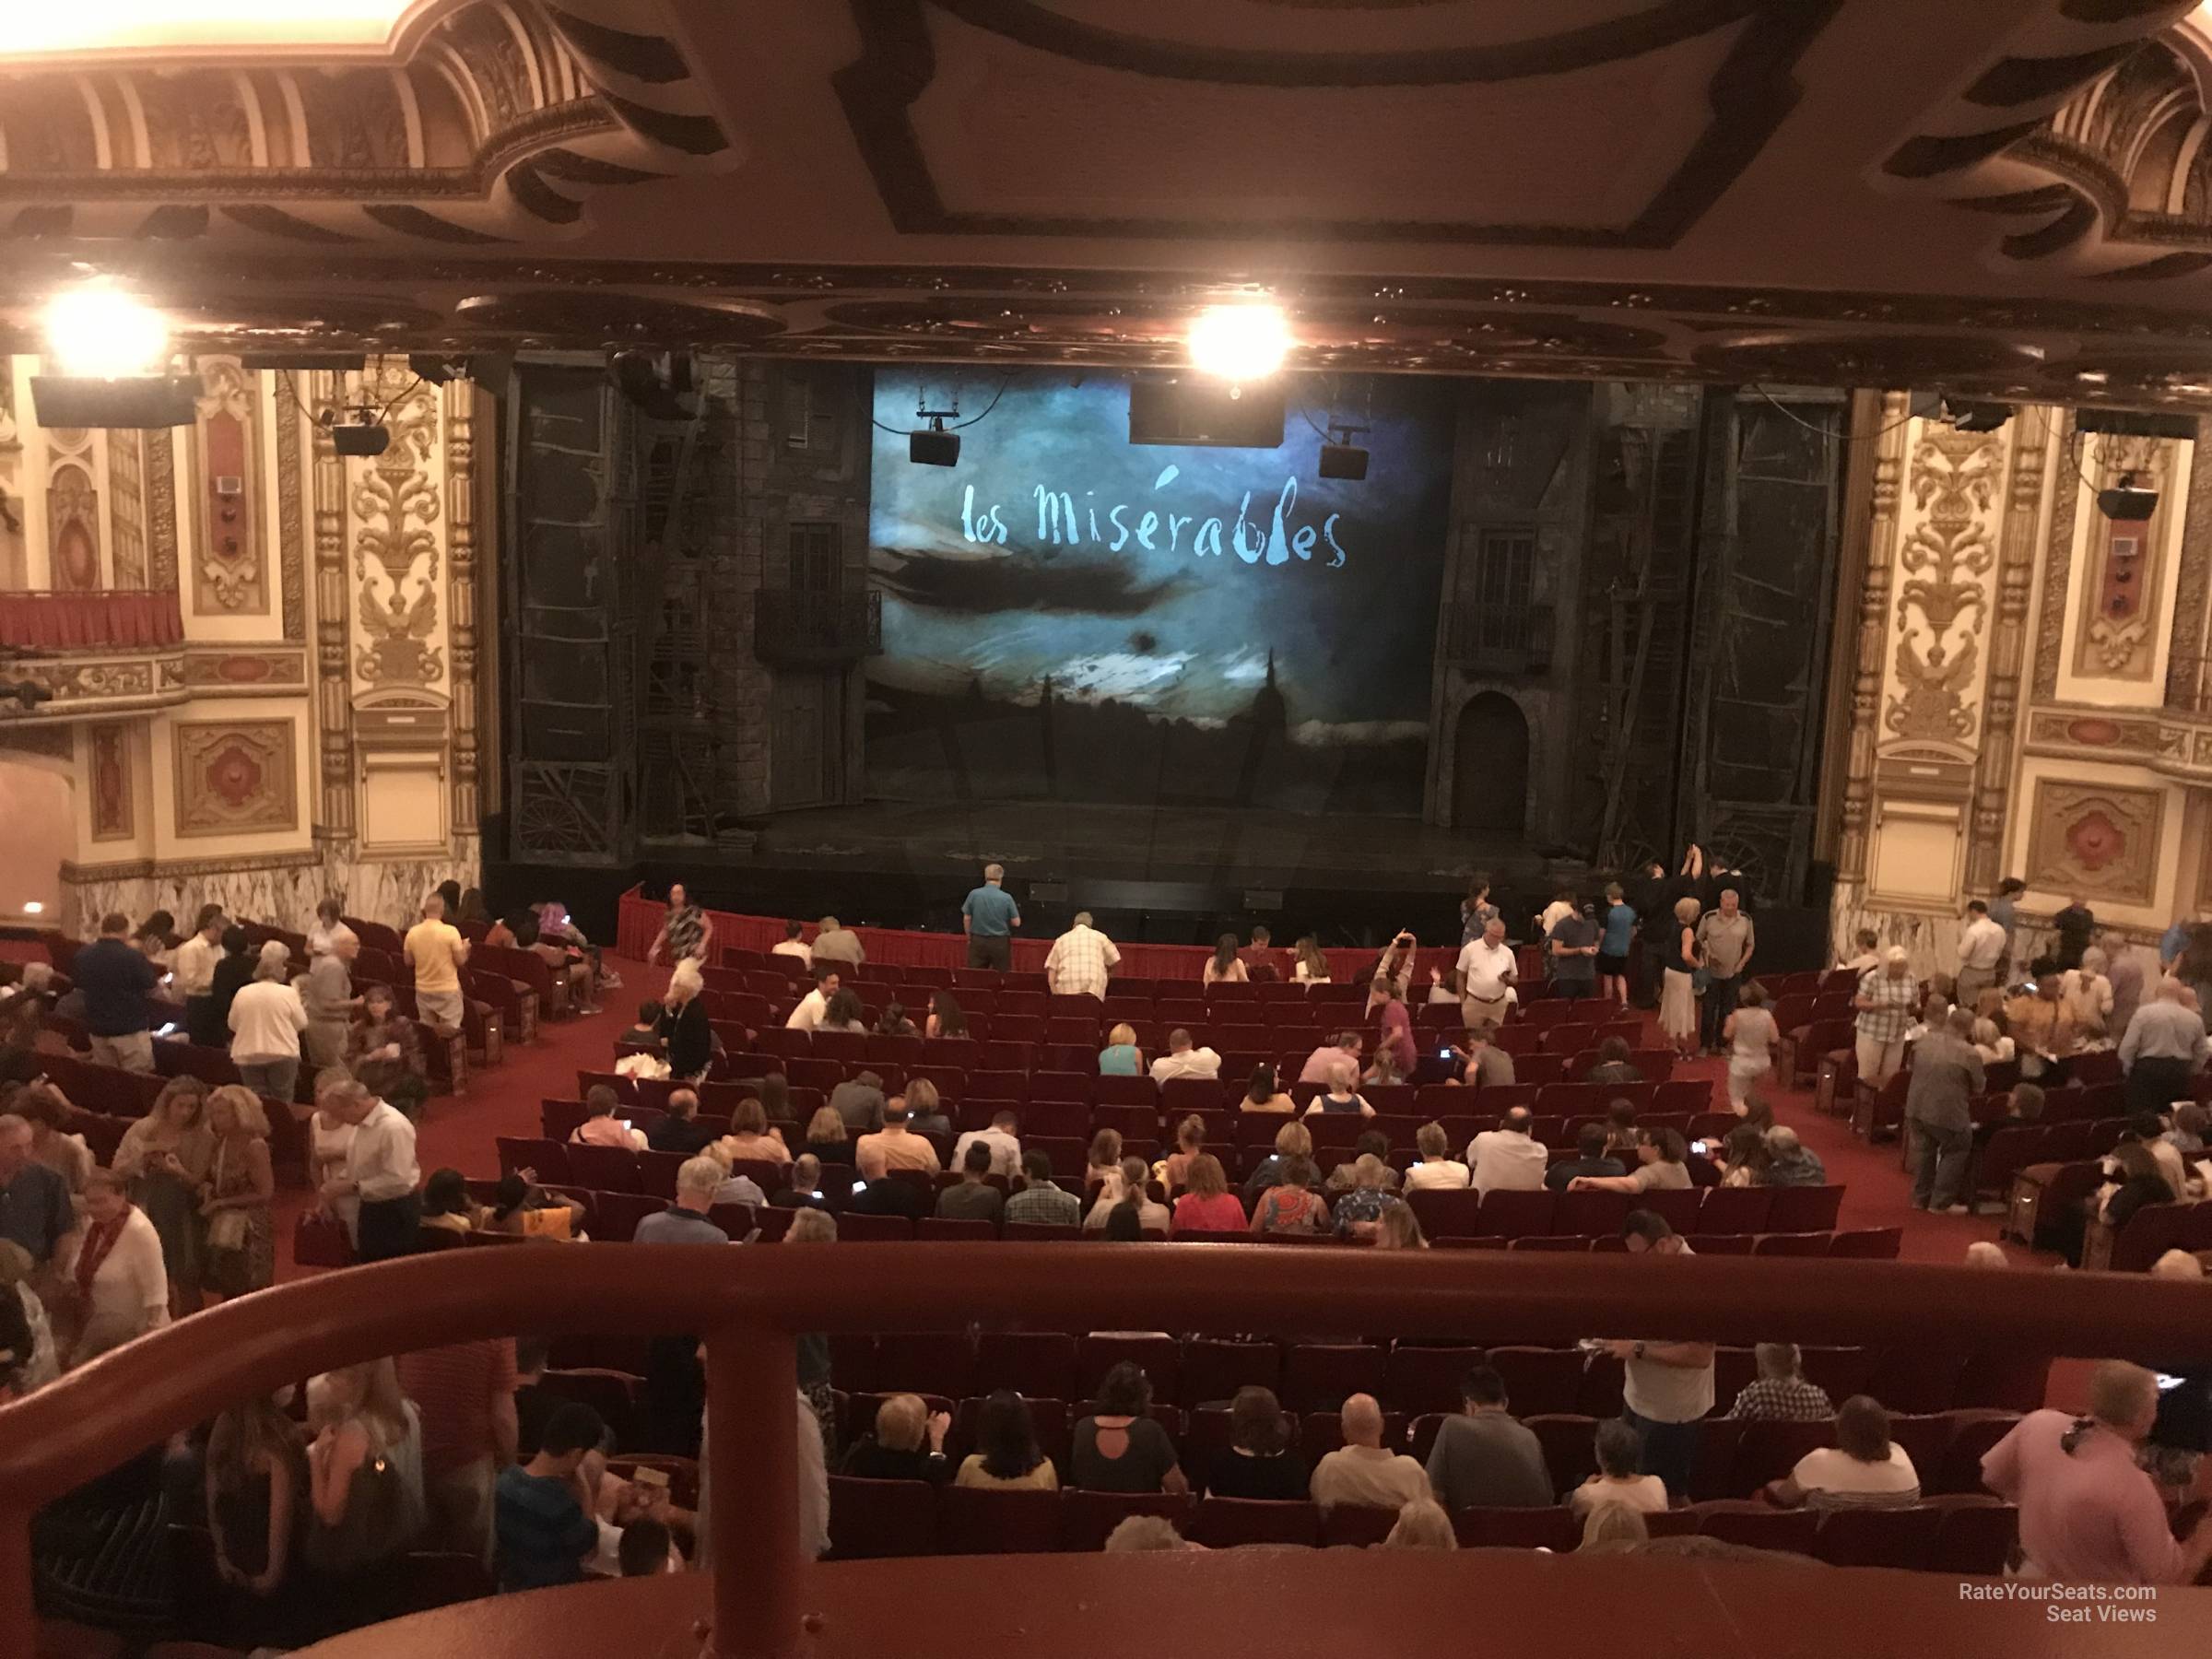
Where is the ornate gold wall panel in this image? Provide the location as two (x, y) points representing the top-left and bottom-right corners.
(1884, 424), (2003, 747)
(1833, 393), (1911, 885)
(88, 724), (131, 842)
(2025, 778), (2165, 908)
(1967, 413), (2049, 891)
(2070, 435), (2175, 684)
(443, 382), (481, 834)
(188, 356), (267, 615)
(349, 361), (444, 690)
(105, 430), (146, 589)
(172, 719), (298, 837)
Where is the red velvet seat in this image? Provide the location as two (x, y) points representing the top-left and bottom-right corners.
(1767, 1183), (1844, 1232)
(976, 1332), (1077, 1401)
(1691, 1500), (1818, 1554)
(1185, 1497), (1322, 1548)
(1281, 1343), (1386, 1413)
(1488, 1346), (1585, 1418)
(1694, 1186), (1771, 1233)
(1475, 1189), (1556, 1239)
(1814, 1503), (1946, 1569)
(1924, 1494), (2018, 1574)
(1180, 1338), (1281, 1408)
(1058, 1489), (1194, 1551)
(1320, 1503), (1400, 1547)
(1382, 1345), (1485, 1416)
(1451, 1505), (1578, 1550)
(1752, 1231), (1831, 1257)
(936, 1485), (1064, 1555)
(564, 1142), (641, 1193)
(496, 1136), (568, 1182)
(1828, 1226), (1901, 1259)
(838, 1213), (917, 1242)
(1078, 1334), (1181, 1403)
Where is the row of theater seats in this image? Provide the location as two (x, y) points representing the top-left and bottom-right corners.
(582, 1065), (1714, 1118)
(824, 1480), (2018, 1570)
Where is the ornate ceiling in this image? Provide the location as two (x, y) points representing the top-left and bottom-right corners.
(6, 1), (2212, 404)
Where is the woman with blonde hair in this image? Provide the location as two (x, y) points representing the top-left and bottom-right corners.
(200, 1085), (275, 1300)
(841, 1391), (951, 1482)
(229, 939), (309, 1103)
(1660, 894), (1703, 1057)
(304, 1358), (427, 1585)
(1380, 1498), (1457, 1551)
(718, 1096), (791, 1164)
(1373, 1202), (1428, 1251)
(1580, 1504), (1650, 1548)
(112, 1074), (213, 1316)
(1098, 1022), (1143, 1077)
(1242, 1120), (1313, 1203)
(799, 1106), (850, 1167)
(1162, 1114), (1207, 1191)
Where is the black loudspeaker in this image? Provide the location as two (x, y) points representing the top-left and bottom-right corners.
(1129, 376), (1285, 448)
(1318, 442), (1369, 480)
(909, 429), (961, 466)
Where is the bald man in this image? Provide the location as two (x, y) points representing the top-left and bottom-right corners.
(1307, 1393), (1428, 1512)
(2118, 978), (2208, 1117)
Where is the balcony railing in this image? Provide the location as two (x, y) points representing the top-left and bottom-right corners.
(0, 1246), (2202, 1659)
(753, 588), (880, 668)
(1447, 600), (1554, 674)
(0, 587), (183, 651)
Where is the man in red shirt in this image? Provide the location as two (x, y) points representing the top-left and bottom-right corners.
(397, 1336), (520, 1560)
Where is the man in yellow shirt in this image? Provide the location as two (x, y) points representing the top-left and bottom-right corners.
(405, 892), (472, 1030)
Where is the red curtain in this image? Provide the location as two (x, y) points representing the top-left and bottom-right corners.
(0, 590), (183, 650)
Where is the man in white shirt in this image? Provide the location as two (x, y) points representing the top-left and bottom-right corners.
(952, 1110), (1023, 1179)
(170, 906), (225, 999)
(318, 1077), (420, 1263)
(1468, 1107), (1548, 1194)
(770, 921), (812, 963)
(1044, 912), (1120, 1000)
(1149, 1029), (1222, 1083)
(1308, 1393), (1428, 1512)
(1955, 899), (2008, 1010)
(784, 966), (840, 1031)
(1456, 918), (1517, 1028)
(1590, 1212), (1714, 1500)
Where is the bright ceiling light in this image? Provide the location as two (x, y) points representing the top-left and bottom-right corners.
(3, 2), (417, 59)
(1189, 304), (1291, 382)
(45, 287), (169, 379)
(22, 901), (44, 914)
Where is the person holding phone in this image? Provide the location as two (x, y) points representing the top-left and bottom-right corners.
(1455, 918), (1516, 1030)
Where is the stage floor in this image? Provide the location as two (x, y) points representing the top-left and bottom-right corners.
(710, 799), (1573, 895)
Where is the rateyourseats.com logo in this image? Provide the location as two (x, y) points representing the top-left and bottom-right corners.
(1959, 1583), (2159, 1623)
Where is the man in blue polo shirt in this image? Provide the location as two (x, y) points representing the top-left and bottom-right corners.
(74, 912), (163, 1073)
(960, 862), (1020, 971)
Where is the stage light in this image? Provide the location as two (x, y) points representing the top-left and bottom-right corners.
(1189, 304), (1290, 382)
(2098, 471), (2158, 521)
(21, 902), (41, 915)
(1942, 398), (2011, 433)
(31, 285), (195, 428)
(910, 423), (960, 466)
(329, 413), (392, 458)
(1319, 420), (1370, 481)
(46, 287), (168, 380)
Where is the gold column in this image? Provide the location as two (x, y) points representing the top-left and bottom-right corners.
(311, 372), (354, 841)
(1835, 392), (1912, 883)
(1966, 412), (2050, 889)
(444, 381), (479, 834)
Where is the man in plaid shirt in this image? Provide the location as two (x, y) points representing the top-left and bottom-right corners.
(1043, 911), (1120, 1000)
(1723, 1343), (1835, 1421)
(1853, 947), (1920, 1087)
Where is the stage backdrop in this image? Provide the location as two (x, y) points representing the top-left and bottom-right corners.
(865, 371), (1456, 814)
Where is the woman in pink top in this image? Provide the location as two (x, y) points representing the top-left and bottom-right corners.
(1171, 1156), (1247, 1235)
(1161, 1115), (1207, 1192)
(570, 1086), (644, 1150)
(1374, 982), (1417, 1078)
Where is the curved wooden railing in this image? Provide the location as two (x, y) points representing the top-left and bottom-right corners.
(1, 1246), (2206, 1657)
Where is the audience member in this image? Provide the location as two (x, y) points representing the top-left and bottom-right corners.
(1171, 1155), (1247, 1234)
(13, 1086), (91, 1196)
(874, 1001), (917, 1039)
(1242, 1121), (1312, 1202)
(201, 1086), (276, 1300)
(1324, 1129), (1398, 1194)
(1724, 1343), (1833, 1421)
(635, 1159), (732, 1244)
(1292, 935), (1332, 985)
(1404, 1123), (1472, 1192)
(1379, 1499), (1458, 1551)
(1071, 1362), (1187, 1493)
(1570, 1418), (1669, 1517)
(76, 912), (164, 1073)
(1044, 911), (1119, 998)
(1098, 1023), (1144, 1077)
(1593, 1217), (1713, 1499)
(1469, 1107), (1547, 1194)
(808, 914), (864, 969)
(2118, 979), (2207, 1116)
(1760, 1125), (1826, 1188)
(349, 982), (428, 1120)
(1424, 1365), (1552, 1511)
(1455, 1022), (1515, 1088)
(770, 921), (811, 963)
(305, 1359), (427, 1584)
(1309, 1393), (1426, 1512)
(1720, 979), (1777, 1110)
(1240, 1062), (1294, 1113)
(953, 1111), (1022, 1178)
(659, 961), (713, 1080)
(1006, 1152), (1082, 1226)
(202, 925), (256, 1050)
(1250, 1156), (1329, 1235)
(800, 1107), (851, 1168)
(1150, 1029), (1222, 1083)
(2005, 959), (2080, 1081)
(494, 1401), (606, 1593)
(1373, 979), (1417, 1077)
(959, 865), (1022, 971)
(1305, 1058), (1373, 1118)
(829, 1069), (887, 1134)
(924, 992), (968, 1040)
(1546, 1123), (1625, 1192)
(1086, 1129), (1124, 1188)
(840, 1394), (952, 1483)
(171, 906), (227, 1040)
(1373, 1203), (1428, 1251)
(205, 1392), (307, 1604)
(1208, 1386), (1307, 1500)
(935, 1142), (1006, 1222)
(1087, 1156), (1170, 1233)
(395, 1334), (519, 1559)
(646, 1088), (717, 1156)
(783, 965), (840, 1033)
(956, 1390), (1057, 1488)
(1330, 1156), (1398, 1241)
(226, 940), (308, 1103)
(1853, 947), (1919, 1088)
(112, 1077), (212, 1315)
(1455, 917), (1516, 1030)
(571, 1085), (647, 1151)
(717, 1097), (791, 1164)
(1298, 1031), (1363, 1085)
(1569, 1127), (1691, 1194)
(1766, 1396), (1921, 1511)
(855, 1105), (943, 1179)
(771, 1155), (830, 1212)
(299, 928), (359, 1072)
(403, 895), (470, 1031)
(60, 1169), (170, 1364)
(899, 1077), (952, 1139)
(1583, 1036), (1641, 1086)
(816, 988), (867, 1035)
(318, 1078), (421, 1263)
(1103, 1515), (1194, 1553)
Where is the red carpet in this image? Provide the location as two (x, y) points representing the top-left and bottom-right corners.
(275, 966), (2086, 1408)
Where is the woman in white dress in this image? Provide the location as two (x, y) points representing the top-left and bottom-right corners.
(1721, 981), (1780, 1112)
(61, 1169), (170, 1366)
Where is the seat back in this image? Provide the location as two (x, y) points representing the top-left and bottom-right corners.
(936, 1485), (1065, 1555)
(1813, 1503), (1946, 1569)
(827, 1476), (940, 1559)
(1766, 1183), (1844, 1232)
(1185, 1497), (1321, 1549)
(1472, 1188), (1555, 1239)
(1057, 1490), (1194, 1553)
